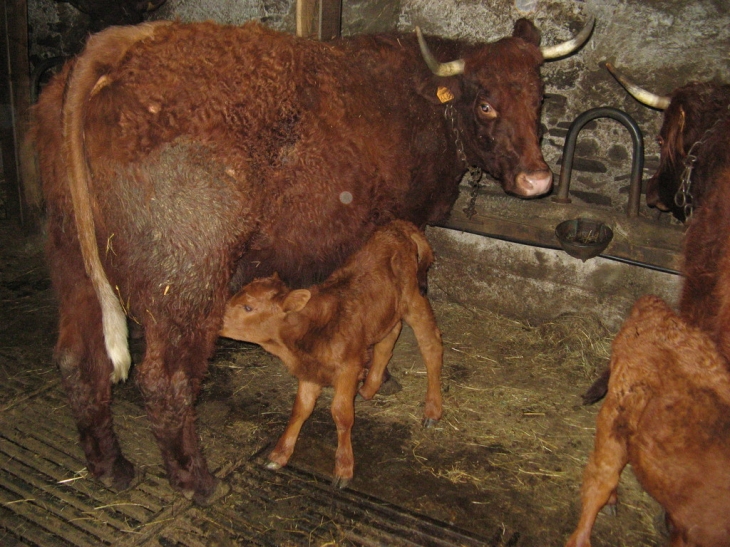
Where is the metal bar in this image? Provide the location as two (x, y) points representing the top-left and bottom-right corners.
(553, 107), (644, 218)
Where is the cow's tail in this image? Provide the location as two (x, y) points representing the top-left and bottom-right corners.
(62, 22), (169, 383)
(409, 228), (434, 296)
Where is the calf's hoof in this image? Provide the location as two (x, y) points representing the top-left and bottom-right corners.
(332, 476), (351, 490)
(654, 510), (671, 538)
(600, 503), (617, 517)
(422, 417), (440, 428)
(378, 375), (402, 396)
(265, 460), (283, 471)
(98, 456), (140, 492)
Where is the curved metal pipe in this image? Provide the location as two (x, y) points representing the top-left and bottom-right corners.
(552, 107), (644, 218)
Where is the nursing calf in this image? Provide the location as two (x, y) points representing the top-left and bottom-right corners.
(567, 295), (730, 547)
(220, 221), (443, 487)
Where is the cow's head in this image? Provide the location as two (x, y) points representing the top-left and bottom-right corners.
(416, 16), (595, 198)
(220, 273), (310, 345)
(605, 62), (729, 221)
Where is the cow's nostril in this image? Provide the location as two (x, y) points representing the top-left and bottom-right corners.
(517, 170), (553, 197)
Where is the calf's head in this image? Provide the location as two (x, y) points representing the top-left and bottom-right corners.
(221, 274), (311, 345)
(416, 16), (594, 198)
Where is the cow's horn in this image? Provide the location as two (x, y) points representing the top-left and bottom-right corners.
(540, 16), (595, 60)
(416, 27), (465, 77)
(603, 61), (671, 110)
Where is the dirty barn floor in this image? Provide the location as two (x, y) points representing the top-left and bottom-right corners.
(0, 218), (666, 547)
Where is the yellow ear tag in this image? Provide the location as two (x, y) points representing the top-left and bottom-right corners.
(436, 86), (455, 104)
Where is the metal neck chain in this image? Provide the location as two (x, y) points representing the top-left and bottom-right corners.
(444, 104), (483, 219)
(674, 140), (700, 220)
(674, 104), (730, 220)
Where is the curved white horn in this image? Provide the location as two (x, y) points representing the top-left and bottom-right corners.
(541, 16), (595, 60)
(604, 62), (671, 110)
(416, 27), (465, 77)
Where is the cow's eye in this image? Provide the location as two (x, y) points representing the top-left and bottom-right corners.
(243, 305), (253, 312)
(656, 136), (665, 147)
(478, 101), (497, 119)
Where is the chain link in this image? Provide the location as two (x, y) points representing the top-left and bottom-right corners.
(444, 104), (483, 219)
(674, 104), (730, 220)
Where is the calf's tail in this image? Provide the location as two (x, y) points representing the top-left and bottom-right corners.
(62, 22), (169, 383)
(409, 230), (435, 296)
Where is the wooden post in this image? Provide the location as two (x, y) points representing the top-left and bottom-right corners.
(318, 0), (341, 41)
(1, 0), (38, 229)
(296, 0), (342, 41)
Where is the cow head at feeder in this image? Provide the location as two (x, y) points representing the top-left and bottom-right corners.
(605, 62), (730, 221)
(415, 16), (595, 198)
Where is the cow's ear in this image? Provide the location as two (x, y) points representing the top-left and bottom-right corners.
(283, 289), (311, 313)
(417, 77), (462, 105)
(513, 18), (541, 47)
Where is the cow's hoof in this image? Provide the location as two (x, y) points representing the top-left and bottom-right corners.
(193, 478), (230, 507)
(265, 460), (283, 471)
(332, 476), (351, 490)
(422, 417), (439, 428)
(98, 456), (140, 492)
(183, 477), (230, 506)
(378, 375), (402, 396)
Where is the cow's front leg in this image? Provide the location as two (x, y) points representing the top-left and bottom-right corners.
(267, 380), (322, 470)
(331, 367), (360, 488)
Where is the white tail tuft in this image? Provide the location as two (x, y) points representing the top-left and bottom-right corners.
(99, 281), (131, 383)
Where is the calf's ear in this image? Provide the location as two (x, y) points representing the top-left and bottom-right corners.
(283, 289), (311, 313)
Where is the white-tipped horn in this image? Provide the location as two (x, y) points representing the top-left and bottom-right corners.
(416, 27), (465, 77)
(540, 16), (595, 60)
(604, 61), (671, 110)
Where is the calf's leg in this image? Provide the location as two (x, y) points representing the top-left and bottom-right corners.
(405, 295), (443, 426)
(331, 366), (360, 488)
(267, 380), (322, 470)
(566, 401), (628, 547)
(359, 322), (402, 400)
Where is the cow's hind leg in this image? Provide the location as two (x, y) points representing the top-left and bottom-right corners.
(55, 276), (136, 491)
(404, 294), (443, 427)
(359, 322), (402, 400)
(136, 321), (222, 506)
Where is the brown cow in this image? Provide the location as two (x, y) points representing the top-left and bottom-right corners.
(583, 67), (730, 405)
(33, 17), (593, 503)
(606, 65), (730, 342)
(220, 220), (443, 488)
(566, 295), (730, 547)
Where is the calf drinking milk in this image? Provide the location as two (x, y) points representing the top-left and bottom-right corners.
(220, 220), (443, 487)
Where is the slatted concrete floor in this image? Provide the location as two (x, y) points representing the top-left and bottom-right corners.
(0, 384), (491, 547)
